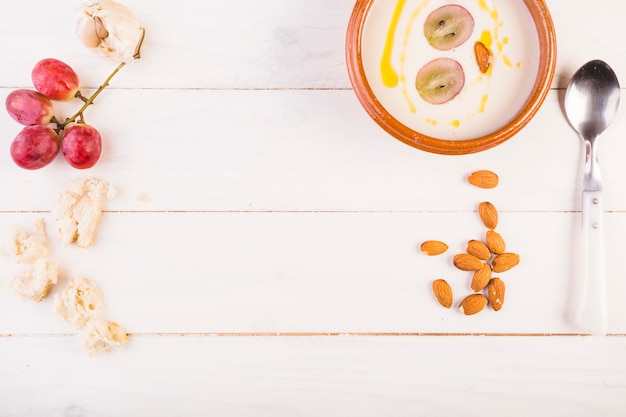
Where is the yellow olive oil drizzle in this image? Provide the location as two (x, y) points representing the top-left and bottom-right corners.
(380, 0), (407, 88)
(454, 0), (521, 127)
(479, 94), (489, 113)
(478, 0), (519, 70)
(398, 0), (430, 114)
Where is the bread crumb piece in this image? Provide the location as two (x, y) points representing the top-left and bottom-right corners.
(79, 318), (128, 356)
(55, 276), (128, 355)
(52, 177), (116, 248)
(137, 192), (152, 202)
(0, 220), (57, 302)
(54, 277), (103, 329)
(8, 258), (59, 302)
(34, 218), (47, 238)
(1, 226), (48, 263)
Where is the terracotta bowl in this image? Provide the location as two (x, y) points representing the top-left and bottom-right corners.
(346, 0), (557, 155)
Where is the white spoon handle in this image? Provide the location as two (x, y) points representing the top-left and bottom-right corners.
(578, 190), (608, 335)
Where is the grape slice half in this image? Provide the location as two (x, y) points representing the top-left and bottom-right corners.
(415, 58), (465, 105)
(424, 4), (474, 51)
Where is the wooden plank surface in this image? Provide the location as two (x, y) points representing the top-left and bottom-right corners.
(0, 88), (624, 212)
(1, 0), (626, 415)
(1, 336), (626, 417)
(1, 210), (626, 335)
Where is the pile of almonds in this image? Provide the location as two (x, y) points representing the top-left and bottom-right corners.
(421, 170), (519, 315)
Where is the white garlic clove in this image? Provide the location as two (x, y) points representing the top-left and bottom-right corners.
(77, 0), (145, 63)
(93, 16), (109, 40)
(76, 15), (102, 48)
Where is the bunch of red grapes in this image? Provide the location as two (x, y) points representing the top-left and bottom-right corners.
(5, 58), (102, 170)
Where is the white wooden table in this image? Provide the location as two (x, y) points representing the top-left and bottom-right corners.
(1, 0), (626, 415)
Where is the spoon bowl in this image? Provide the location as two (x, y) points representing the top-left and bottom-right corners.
(564, 59), (621, 335)
(565, 60), (620, 143)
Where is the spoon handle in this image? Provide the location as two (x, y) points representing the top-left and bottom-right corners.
(579, 190), (608, 335)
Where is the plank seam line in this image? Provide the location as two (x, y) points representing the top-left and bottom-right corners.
(1, 332), (624, 337)
(4, 210), (625, 214)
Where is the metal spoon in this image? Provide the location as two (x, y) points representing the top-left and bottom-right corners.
(564, 59), (621, 335)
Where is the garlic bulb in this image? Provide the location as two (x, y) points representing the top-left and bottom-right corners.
(76, 0), (145, 63)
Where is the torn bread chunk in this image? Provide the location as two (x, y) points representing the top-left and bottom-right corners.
(0, 220), (57, 302)
(79, 318), (128, 356)
(1, 225), (48, 264)
(52, 177), (116, 248)
(55, 276), (128, 355)
(8, 258), (59, 302)
(54, 276), (103, 329)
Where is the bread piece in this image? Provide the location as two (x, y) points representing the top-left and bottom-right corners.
(8, 258), (59, 302)
(54, 277), (103, 329)
(52, 177), (116, 248)
(79, 318), (128, 356)
(52, 191), (80, 246)
(74, 177), (117, 206)
(55, 276), (129, 355)
(1, 226), (48, 264)
(34, 218), (47, 238)
(0, 220), (57, 302)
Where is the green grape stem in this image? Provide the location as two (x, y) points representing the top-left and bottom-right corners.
(56, 27), (146, 133)
(58, 61), (125, 131)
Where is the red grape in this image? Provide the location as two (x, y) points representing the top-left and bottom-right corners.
(10, 125), (60, 170)
(31, 58), (79, 101)
(62, 124), (102, 169)
(5, 89), (55, 126)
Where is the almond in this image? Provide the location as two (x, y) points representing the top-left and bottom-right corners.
(474, 41), (492, 73)
(458, 293), (488, 315)
(478, 201), (498, 230)
(488, 278), (505, 311)
(432, 279), (453, 309)
(420, 240), (448, 256)
(485, 230), (506, 254)
(453, 254), (484, 271)
(471, 263), (492, 292)
(466, 239), (491, 260)
(492, 252), (520, 273)
(467, 170), (498, 189)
